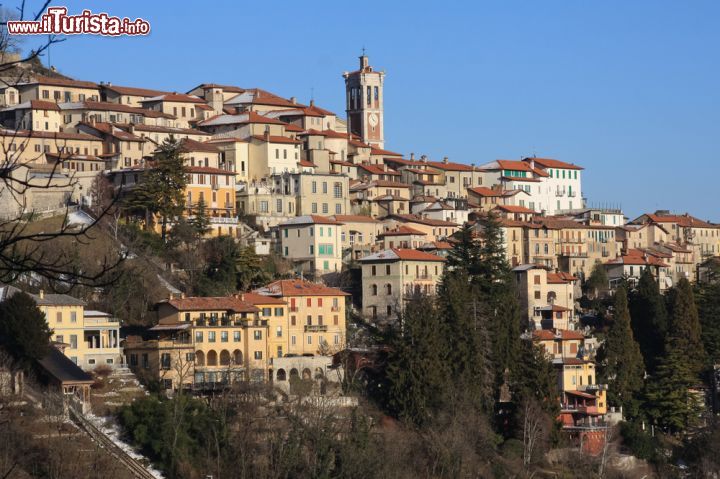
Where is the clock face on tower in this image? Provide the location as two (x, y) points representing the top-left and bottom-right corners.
(368, 113), (378, 127)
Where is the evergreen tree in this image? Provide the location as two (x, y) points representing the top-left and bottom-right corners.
(196, 236), (239, 296)
(585, 262), (609, 297)
(629, 267), (668, 373)
(129, 138), (188, 242)
(666, 278), (706, 378)
(235, 246), (270, 291)
(190, 197), (212, 237)
(645, 334), (703, 434)
(696, 277), (720, 366)
(0, 291), (53, 368)
(597, 286), (645, 418)
(475, 213), (522, 396)
(445, 223), (481, 276)
(385, 296), (451, 426)
(437, 271), (493, 411)
(510, 339), (559, 417)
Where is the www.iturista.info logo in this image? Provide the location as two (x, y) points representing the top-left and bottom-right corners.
(7, 7), (151, 36)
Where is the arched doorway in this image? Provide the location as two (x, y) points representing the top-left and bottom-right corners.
(276, 369), (287, 381)
(289, 368), (299, 380)
(233, 349), (243, 365)
(220, 350), (231, 366)
(302, 368), (312, 380)
(195, 351), (205, 366)
(207, 350), (218, 366)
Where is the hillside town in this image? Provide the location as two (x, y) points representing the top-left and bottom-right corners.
(1, 51), (719, 478)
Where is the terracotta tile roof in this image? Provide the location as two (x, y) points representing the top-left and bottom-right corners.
(495, 159), (534, 172)
(298, 159), (316, 167)
(639, 212), (718, 229)
(163, 296), (259, 313)
(532, 329), (584, 341)
(250, 134), (302, 144)
(116, 123), (207, 136)
(330, 214), (380, 223)
(29, 100), (60, 110)
(357, 164), (401, 176)
(605, 249), (669, 267)
(70, 100), (174, 118)
(370, 146), (404, 157)
(500, 176), (542, 183)
(140, 93), (207, 104)
(189, 83), (246, 94)
(28, 75), (98, 89)
(198, 111), (288, 127)
(78, 122), (145, 142)
(255, 279), (350, 297)
(0, 128), (102, 141)
(423, 160), (476, 171)
(390, 214), (459, 227)
(284, 123), (304, 132)
(102, 84), (171, 97)
(179, 138), (220, 153)
(547, 272), (578, 283)
(420, 240), (453, 250)
(239, 292), (286, 305)
(226, 88), (305, 108)
(379, 225), (427, 237)
(494, 204), (538, 214)
(524, 157), (584, 171)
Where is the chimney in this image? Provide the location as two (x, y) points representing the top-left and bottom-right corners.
(290, 96), (297, 104)
(529, 158), (535, 169)
(39, 289), (44, 299)
(410, 152), (415, 161)
(443, 156), (449, 164)
(240, 293), (245, 301)
(309, 99), (314, 107)
(180, 292), (185, 299)
(264, 129), (270, 140)
(128, 123), (135, 135)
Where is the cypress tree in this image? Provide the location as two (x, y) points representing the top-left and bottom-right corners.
(666, 278), (706, 378)
(646, 278), (707, 434)
(645, 335), (703, 434)
(510, 339), (559, 417)
(629, 267), (668, 373)
(597, 286), (645, 418)
(385, 296), (451, 426)
(696, 277), (720, 367)
(190, 197), (212, 237)
(130, 138), (188, 242)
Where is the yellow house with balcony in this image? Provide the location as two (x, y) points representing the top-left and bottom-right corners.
(253, 279), (349, 358)
(124, 293), (270, 390)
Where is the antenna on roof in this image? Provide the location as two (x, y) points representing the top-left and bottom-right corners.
(361, 46), (366, 56)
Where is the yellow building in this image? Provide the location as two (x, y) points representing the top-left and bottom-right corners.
(0, 286), (122, 370)
(124, 294), (270, 390)
(532, 329), (608, 428)
(513, 264), (577, 330)
(253, 279), (349, 357)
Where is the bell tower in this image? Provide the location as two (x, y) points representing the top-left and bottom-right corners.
(343, 52), (385, 149)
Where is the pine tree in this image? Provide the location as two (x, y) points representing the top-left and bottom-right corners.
(474, 213), (522, 396)
(646, 335), (703, 434)
(445, 223), (481, 276)
(511, 339), (559, 417)
(629, 267), (668, 373)
(696, 278), (720, 366)
(190, 197), (212, 237)
(666, 278), (707, 378)
(597, 286), (645, 418)
(0, 291), (53, 368)
(585, 262), (609, 297)
(437, 271), (493, 411)
(235, 246), (269, 291)
(385, 296), (451, 426)
(130, 138), (188, 242)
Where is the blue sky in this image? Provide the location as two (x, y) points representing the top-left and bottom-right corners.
(17, 0), (720, 221)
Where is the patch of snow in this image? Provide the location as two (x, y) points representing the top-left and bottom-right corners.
(67, 210), (94, 227)
(85, 413), (165, 479)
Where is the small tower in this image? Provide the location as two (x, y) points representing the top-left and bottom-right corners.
(343, 52), (385, 149)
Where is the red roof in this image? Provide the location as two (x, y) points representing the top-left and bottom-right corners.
(102, 84), (171, 97)
(29, 75), (98, 89)
(357, 164), (401, 176)
(179, 138), (220, 153)
(240, 292), (286, 305)
(256, 279), (350, 297)
(379, 225), (427, 237)
(370, 147), (404, 157)
(163, 296), (259, 313)
(494, 204), (538, 214)
(547, 272), (578, 284)
(29, 100), (60, 110)
(330, 214), (380, 223)
(186, 166), (235, 175)
(140, 93), (207, 104)
(524, 157), (584, 171)
(391, 248), (446, 261)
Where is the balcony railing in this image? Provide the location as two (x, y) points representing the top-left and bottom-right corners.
(209, 216), (238, 225)
(304, 324), (328, 332)
(290, 306), (300, 312)
(330, 306), (340, 312)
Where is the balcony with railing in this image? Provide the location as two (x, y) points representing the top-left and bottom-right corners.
(304, 324), (328, 332)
